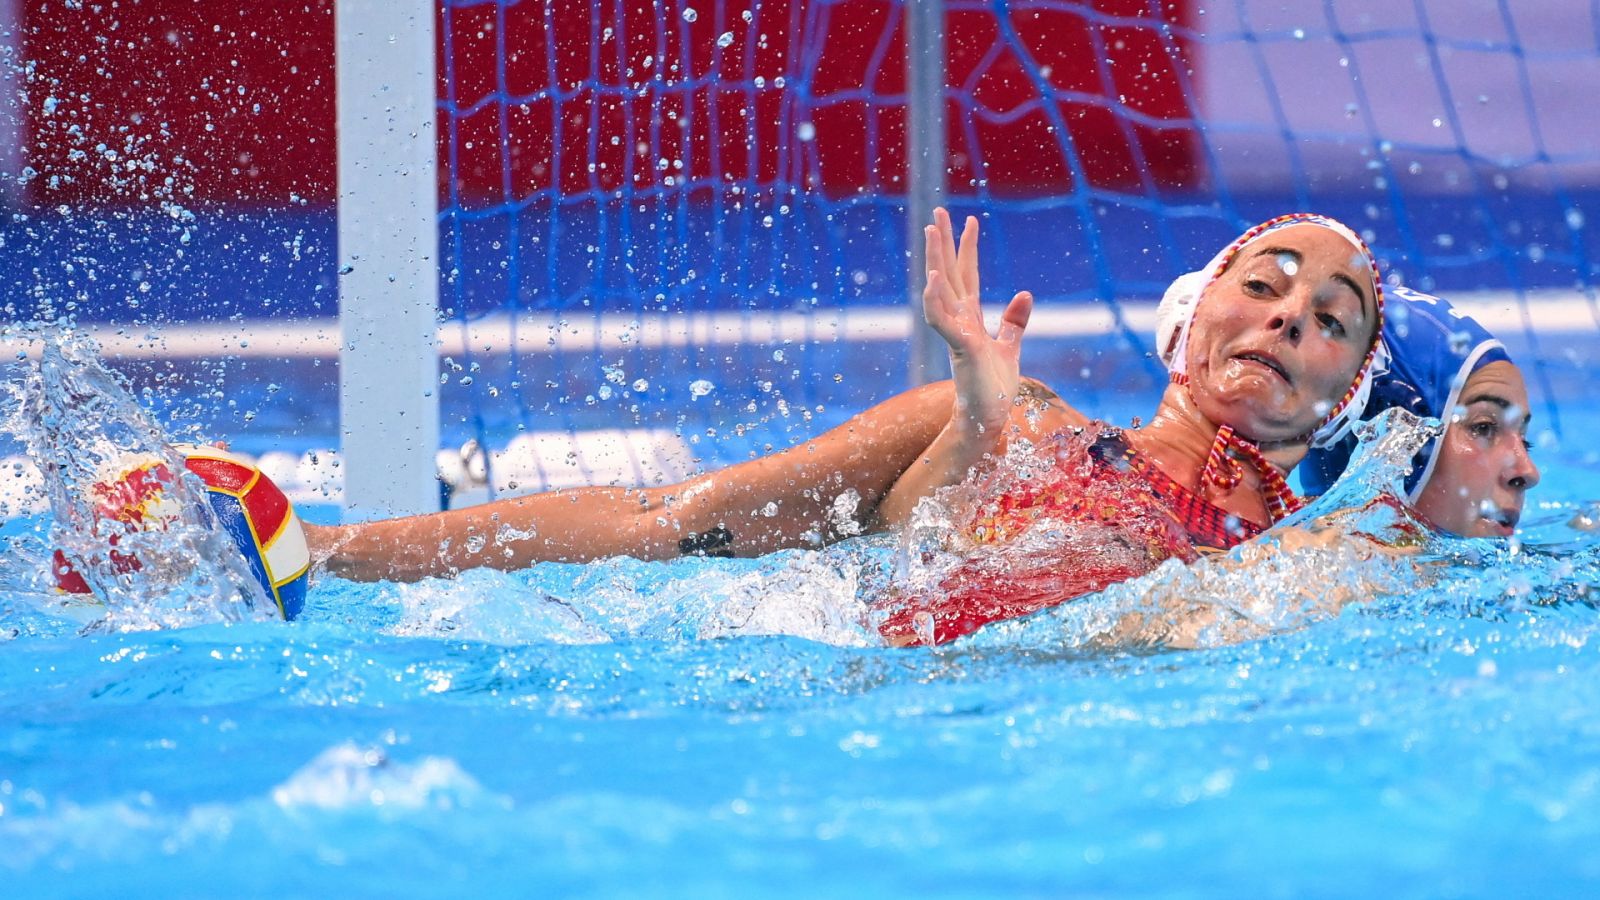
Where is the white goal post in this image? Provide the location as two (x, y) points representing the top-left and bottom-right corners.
(334, 0), (441, 520)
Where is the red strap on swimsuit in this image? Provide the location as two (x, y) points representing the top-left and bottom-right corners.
(1091, 430), (1264, 551)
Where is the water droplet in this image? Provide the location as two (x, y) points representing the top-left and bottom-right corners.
(797, 122), (816, 141)
(681, 7), (698, 22)
(689, 379), (714, 398)
(716, 31), (734, 48)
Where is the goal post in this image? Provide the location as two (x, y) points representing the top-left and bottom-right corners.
(906, 0), (949, 387)
(334, 0), (441, 521)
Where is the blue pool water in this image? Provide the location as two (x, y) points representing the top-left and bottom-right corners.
(6, 542), (1600, 895)
(6, 342), (1600, 895)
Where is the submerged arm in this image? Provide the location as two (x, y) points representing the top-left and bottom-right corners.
(1103, 509), (1429, 650)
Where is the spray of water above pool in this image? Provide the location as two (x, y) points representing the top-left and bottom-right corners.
(3, 327), (277, 630)
(3, 330), (1598, 650)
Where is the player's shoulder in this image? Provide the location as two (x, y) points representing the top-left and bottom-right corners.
(1017, 377), (1090, 433)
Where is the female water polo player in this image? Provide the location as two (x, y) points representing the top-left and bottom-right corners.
(869, 210), (1387, 644)
(303, 213), (1543, 649)
(310, 212), (1385, 615)
(877, 227), (1544, 646)
(1291, 286), (1539, 537)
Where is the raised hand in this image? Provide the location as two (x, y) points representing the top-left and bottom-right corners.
(922, 207), (1033, 443)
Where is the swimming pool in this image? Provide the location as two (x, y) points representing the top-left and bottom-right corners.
(5, 342), (1600, 895)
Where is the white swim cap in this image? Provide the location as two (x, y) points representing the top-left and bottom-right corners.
(1156, 213), (1390, 448)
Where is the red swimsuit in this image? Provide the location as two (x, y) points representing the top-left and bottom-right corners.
(877, 428), (1266, 646)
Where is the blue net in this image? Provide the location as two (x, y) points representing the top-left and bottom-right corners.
(437, 0), (1600, 495)
(437, 0), (911, 491)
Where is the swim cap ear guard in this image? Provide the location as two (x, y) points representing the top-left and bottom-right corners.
(1311, 338), (1390, 449)
(1156, 213), (1389, 449)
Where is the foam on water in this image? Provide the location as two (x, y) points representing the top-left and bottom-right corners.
(315, 540), (893, 648)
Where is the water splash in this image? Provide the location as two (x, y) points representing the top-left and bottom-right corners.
(346, 539), (893, 648)
(312, 412), (1444, 651)
(969, 409), (1600, 651)
(3, 326), (276, 629)
(271, 743), (502, 814)
(297, 407), (1600, 652)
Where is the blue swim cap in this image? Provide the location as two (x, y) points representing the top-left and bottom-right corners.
(1300, 286), (1509, 500)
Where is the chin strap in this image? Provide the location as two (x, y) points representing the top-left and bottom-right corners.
(1173, 374), (1307, 523)
(1203, 423), (1306, 522)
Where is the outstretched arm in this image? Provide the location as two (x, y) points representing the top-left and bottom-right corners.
(306, 379), (960, 581)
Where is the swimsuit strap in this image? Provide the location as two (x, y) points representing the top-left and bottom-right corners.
(1170, 372), (1306, 523)
(1089, 428), (1265, 549)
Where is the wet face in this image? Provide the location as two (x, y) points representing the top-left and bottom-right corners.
(1182, 224), (1378, 443)
(1413, 361), (1541, 538)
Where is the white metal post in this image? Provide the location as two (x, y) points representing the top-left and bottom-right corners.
(0, 0), (24, 209)
(905, 0), (948, 385)
(334, 0), (440, 520)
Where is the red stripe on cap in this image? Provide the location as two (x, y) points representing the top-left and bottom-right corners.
(52, 549), (91, 593)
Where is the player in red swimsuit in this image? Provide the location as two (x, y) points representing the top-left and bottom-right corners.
(308, 210), (1391, 654)
(877, 426), (1265, 645)
(876, 212), (1388, 646)
(303, 207), (1537, 652)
